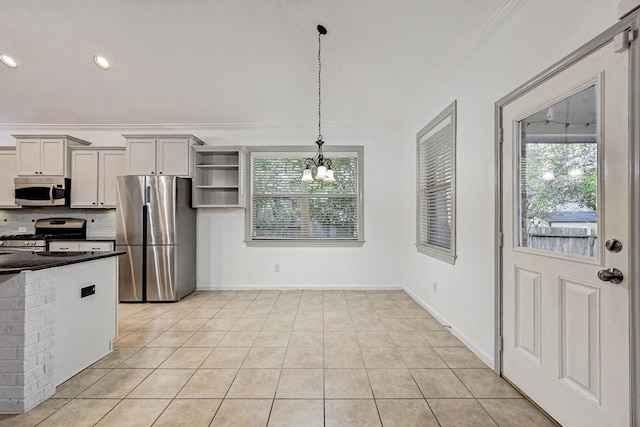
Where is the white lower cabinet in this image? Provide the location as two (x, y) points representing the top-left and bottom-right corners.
(54, 257), (117, 385)
(48, 240), (114, 252)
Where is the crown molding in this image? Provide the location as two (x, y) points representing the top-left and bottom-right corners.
(0, 122), (401, 132)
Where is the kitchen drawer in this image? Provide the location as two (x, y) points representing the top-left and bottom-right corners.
(48, 241), (80, 251)
(49, 240), (114, 252)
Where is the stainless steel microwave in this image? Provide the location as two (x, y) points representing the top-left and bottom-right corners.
(14, 177), (71, 207)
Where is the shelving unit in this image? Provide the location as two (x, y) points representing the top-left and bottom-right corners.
(192, 146), (247, 208)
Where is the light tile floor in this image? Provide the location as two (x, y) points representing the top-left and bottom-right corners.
(0, 290), (557, 426)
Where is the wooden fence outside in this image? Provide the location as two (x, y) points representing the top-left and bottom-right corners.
(527, 227), (597, 257)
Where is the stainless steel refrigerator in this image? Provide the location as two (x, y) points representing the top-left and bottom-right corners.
(116, 175), (196, 302)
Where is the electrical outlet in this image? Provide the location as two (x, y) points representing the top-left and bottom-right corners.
(433, 281), (438, 292)
(274, 264), (280, 272)
(18, 227), (27, 232)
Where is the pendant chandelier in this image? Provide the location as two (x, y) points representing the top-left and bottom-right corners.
(301, 24), (335, 183)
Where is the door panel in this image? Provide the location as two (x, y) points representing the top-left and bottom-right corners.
(117, 245), (143, 302)
(116, 175), (145, 246)
(146, 176), (176, 245)
(501, 40), (629, 426)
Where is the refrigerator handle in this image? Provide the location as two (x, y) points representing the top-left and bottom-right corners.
(145, 185), (151, 205)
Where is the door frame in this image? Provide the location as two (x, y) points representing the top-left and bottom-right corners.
(494, 11), (640, 425)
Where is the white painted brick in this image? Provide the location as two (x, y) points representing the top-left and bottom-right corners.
(0, 398), (25, 413)
(0, 385), (25, 399)
(18, 341), (45, 360)
(0, 373), (17, 386)
(24, 331), (39, 346)
(0, 298), (25, 310)
(23, 356), (37, 371)
(44, 337), (55, 350)
(0, 310), (25, 323)
(23, 365), (44, 385)
(0, 349), (18, 360)
(0, 360), (25, 373)
(37, 373), (54, 390)
(23, 388), (45, 412)
(24, 295), (45, 309)
(44, 291), (56, 304)
(1, 335), (27, 347)
(0, 323), (26, 336)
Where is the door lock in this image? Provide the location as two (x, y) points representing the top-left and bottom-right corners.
(605, 239), (623, 253)
(597, 268), (624, 284)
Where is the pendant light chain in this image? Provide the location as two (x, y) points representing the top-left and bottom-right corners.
(301, 24), (334, 183)
(318, 29), (323, 142)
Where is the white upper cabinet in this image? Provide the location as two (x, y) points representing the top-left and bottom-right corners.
(14, 135), (91, 176)
(124, 135), (203, 177)
(0, 148), (19, 208)
(71, 148), (125, 208)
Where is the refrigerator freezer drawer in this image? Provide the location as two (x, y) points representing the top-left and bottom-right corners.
(146, 245), (195, 302)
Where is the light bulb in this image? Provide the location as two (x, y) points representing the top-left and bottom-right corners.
(324, 169), (335, 183)
(301, 168), (314, 182)
(0, 54), (17, 68)
(316, 165), (327, 180)
(94, 55), (111, 69)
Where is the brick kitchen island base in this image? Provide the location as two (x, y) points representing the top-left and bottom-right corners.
(0, 253), (120, 413)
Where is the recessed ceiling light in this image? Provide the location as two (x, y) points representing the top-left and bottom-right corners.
(0, 54), (18, 68)
(93, 55), (111, 69)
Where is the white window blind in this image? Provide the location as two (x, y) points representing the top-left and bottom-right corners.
(417, 101), (456, 263)
(249, 150), (361, 244)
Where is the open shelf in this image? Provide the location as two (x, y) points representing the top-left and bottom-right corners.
(192, 147), (247, 208)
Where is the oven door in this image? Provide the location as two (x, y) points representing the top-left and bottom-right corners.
(14, 178), (70, 207)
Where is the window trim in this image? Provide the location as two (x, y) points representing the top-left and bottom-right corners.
(245, 145), (365, 247)
(416, 101), (457, 264)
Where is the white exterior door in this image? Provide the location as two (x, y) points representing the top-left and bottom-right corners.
(501, 41), (630, 426)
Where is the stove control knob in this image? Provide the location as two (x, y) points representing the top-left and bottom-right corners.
(0, 241), (3, 246)
(24, 241), (29, 245)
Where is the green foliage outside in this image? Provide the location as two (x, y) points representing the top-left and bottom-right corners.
(521, 141), (597, 228)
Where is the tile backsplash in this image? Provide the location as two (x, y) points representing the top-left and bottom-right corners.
(0, 208), (116, 238)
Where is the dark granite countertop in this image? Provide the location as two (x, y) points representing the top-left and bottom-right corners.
(0, 251), (126, 275)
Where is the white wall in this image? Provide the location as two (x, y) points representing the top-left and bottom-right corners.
(401, 0), (621, 366)
(0, 124), (405, 290)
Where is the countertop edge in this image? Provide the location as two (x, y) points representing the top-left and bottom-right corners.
(0, 251), (126, 275)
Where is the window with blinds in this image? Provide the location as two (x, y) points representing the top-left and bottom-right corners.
(416, 101), (456, 263)
(248, 148), (363, 246)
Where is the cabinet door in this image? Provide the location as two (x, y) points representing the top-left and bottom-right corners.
(71, 151), (99, 207)
(16, 139), (42, 175)
(157, 138), (189, 176)
(40, 139), (65, 175)
(0, 150), (18, 207)
(126, 139), (156, 175)
(99, 151), (126, 207)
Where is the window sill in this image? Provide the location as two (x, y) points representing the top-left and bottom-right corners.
(416, 244), (456, 264)
(245, 239), (365, 247)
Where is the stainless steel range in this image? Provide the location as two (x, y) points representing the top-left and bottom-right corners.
(0, 218), (87, 252)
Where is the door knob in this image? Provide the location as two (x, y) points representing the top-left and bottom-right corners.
(597, 268), (623, 284)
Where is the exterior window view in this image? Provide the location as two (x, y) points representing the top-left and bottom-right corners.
(517, 85), (598, 258)
(251, 154), (359, 240)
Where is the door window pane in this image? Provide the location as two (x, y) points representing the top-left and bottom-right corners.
(517, 85), (598, 258)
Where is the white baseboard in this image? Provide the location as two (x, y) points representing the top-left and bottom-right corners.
(402, 287), (494, 369)
(195, 284), (403, 291)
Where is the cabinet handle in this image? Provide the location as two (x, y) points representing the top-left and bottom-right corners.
(151, 171), (155, 174)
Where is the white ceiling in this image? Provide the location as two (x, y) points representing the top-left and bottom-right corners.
(0, 0), (509, 127)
